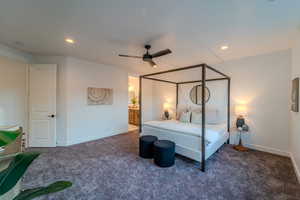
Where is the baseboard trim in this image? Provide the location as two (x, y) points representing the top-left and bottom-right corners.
(245, 143), (290, 157)
(290, 153), (300, 183)
(56, 139), (68, 146)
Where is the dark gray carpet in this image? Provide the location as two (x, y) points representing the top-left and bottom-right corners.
(23, 131), (300, 200)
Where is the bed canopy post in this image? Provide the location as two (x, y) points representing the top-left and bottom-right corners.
(201, 64), (206, 172)
(139, 76), (142, 133)
(227, 78), (231, 143)
(176, 83), (179, 110)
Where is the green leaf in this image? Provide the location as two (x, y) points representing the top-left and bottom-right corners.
(13, 181), (72, 200)
(0, 129), (21, 147)
(0, 152), (40, 195)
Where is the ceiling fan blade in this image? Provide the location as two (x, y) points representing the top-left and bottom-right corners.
(119, 54), (142, 58)
(148, 60), (157, 68)
(151, 49), (172, 58)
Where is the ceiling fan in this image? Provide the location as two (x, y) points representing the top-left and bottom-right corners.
(119, 45), (172, 68)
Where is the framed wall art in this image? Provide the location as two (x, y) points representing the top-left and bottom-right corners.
(87, 87), (113, 105)
(291, 78), (299, 112)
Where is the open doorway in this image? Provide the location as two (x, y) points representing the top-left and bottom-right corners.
(128, 76), (139, 132)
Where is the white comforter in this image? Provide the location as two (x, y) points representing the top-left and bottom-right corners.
(143, 120), (227, 144)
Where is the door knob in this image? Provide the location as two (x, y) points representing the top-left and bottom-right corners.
(48, 114), (55, 118)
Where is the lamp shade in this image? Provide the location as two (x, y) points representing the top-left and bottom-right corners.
(235, 105), (247, 117)
(128, 85), (134, 92)
(163, 102), (171, 110)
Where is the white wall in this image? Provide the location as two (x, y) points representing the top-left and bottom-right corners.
(65, 57), (129, 145)
(290, 36), (300, 181)
(152, 82), (176, 120)
(147, 76), (227, 121)
(0, 56), (27, 129)
(177, 81), (228, 119)
(216, 50), (291, 155)
(33, 56), (130, 146)
(141, 79), (154, 122)
(0, 44), (31, 133)
(150, 50), (291, 156)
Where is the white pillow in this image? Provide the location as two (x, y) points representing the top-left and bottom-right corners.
(206, 109), (223, 124)
(179, 111), (191, 123)
(191, 111), (202, 124)
(191, 109), (223, 124)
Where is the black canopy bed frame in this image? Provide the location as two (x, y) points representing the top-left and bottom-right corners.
(139, 63), (231, 172)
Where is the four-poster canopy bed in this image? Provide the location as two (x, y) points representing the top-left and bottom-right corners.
(138, 63), (231, 172)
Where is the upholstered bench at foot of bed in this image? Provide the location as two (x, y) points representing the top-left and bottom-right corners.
(153, 140), (175, 167)
(139, 135), (158, 158)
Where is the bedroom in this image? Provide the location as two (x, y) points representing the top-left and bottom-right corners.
(0, 0), (300, 199)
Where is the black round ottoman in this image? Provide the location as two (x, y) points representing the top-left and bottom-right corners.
(139, 135), (158, 158)
(153, 140), (175, 167)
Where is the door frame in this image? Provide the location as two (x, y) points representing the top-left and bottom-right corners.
(25, 64), (29, 148)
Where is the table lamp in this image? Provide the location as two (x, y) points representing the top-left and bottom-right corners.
(234, 104), (248, 151)
(235, 105), (247, 128)
(163, 102), (171, 120)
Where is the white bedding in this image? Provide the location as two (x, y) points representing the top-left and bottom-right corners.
(143, 120), (227, 145)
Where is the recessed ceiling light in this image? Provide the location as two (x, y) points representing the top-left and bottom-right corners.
(220, 45), (229, 50)
(65, 38), (75, 44)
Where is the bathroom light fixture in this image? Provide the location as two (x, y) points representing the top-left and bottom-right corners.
(220, 45), (229, 50)
(128, 86), (134, 92)
(65, 38), (75, 44)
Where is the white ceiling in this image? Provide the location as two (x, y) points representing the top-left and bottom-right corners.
(0, 0), (300, 73)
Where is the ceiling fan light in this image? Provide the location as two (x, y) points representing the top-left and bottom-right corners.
(119, 45), (171, 69)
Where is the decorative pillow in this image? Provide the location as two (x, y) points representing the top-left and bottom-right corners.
(179, 111), (191, 123)
(191, 111), (202, 124)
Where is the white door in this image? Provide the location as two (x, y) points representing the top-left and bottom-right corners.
(29, 64), (57, 147)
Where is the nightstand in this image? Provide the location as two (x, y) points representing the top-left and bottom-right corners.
(232, 126), (249, 152)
